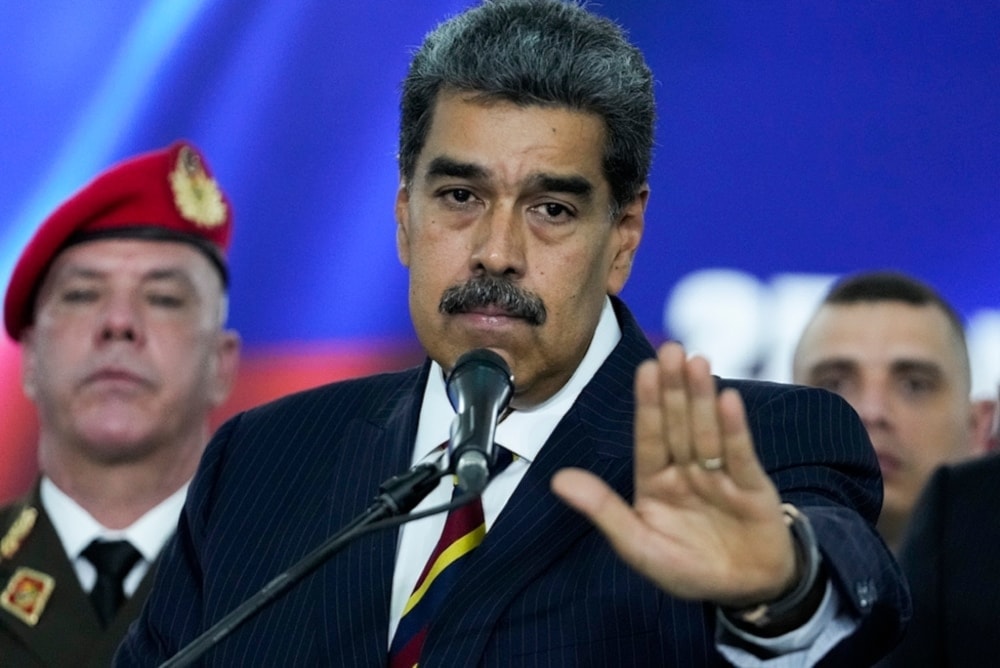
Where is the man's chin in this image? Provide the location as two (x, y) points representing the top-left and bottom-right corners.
(74, 420), (160, 462)
(431, 325), (526, 361)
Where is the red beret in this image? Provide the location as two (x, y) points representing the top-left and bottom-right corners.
(4, 140), (233, 341)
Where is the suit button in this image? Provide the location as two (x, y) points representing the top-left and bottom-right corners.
(855, 579), (876, 610)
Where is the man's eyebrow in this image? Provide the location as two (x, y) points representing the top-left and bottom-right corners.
(424, 157), (595, 199)
(56, 266), (103, 280)
(143, 267), (197, 288)
(889, 359), (944, 378)
(530, 173), (594, 198)
(426, 156), (489, 180)
(807, 358), (858, 377)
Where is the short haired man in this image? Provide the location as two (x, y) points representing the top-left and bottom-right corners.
(793, 270), (992, 551)
(0, 141), (240, 667)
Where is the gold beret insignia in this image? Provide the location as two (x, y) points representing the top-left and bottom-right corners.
(169, 145), (228, 228)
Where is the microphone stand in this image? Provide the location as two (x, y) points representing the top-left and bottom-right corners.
(159, 463), (445, 668)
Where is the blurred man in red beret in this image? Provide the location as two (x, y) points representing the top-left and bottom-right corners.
(0, 141), (240, 668)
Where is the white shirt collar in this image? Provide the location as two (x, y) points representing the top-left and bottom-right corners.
(40, 476), (188, 563)
(412, 296), (622, 465)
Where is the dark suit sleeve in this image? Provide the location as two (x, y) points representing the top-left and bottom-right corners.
(113, 416), (241, 666)
(879, 467), (948, 666)
(730, 381), (911, 665)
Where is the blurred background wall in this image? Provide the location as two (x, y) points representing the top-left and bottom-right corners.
(2, 0), (998, 502)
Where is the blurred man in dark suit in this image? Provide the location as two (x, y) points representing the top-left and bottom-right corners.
(0, 141), (240, 667)
(117, 2), (907, 665)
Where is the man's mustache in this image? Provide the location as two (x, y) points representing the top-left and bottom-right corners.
(439, 276), (547, 326)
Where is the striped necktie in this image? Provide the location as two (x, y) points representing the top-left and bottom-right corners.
(388, 446), (515, 668)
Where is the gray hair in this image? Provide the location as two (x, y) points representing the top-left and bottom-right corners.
(399, 0), (655, 216)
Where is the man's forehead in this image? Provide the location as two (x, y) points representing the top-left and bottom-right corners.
(418, 93), (608, 176)
(829, 301), (952, 332)
(798, 301), (968, 369)
(808, 309), (962, 363)
(42, 239), (216, 286)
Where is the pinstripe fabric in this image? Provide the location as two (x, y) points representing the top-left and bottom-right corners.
(115, 298), (908, 667)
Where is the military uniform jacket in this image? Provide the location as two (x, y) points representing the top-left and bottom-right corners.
(0, 487), (158, 668)
(117, 299), (909, 667)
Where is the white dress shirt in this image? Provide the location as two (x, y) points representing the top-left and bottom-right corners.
(41, 477), (187, 597)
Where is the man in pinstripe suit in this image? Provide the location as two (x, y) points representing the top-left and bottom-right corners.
(116, 1), (908, 665)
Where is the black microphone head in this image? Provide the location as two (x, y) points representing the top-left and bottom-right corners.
(445, 349), (514, 494)
(446, 348), (513, 411)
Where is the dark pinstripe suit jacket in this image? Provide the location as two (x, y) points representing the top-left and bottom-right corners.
(115, 301), (908, 666)
(879, 453), (1000, 667)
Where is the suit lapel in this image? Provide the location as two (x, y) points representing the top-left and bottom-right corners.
(424, 299), (655, 664)
(318, 362), (428, 665)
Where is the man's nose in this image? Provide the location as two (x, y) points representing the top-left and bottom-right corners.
(852, 385), (892, 431)
(469, 207), (527, 278)
(96, 295), (143, 344)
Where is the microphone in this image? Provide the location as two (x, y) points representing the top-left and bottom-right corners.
(446, 348), (514, 494)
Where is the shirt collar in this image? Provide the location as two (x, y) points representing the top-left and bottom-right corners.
(413, 296), (621, 465)
(40, 476), (189, 563)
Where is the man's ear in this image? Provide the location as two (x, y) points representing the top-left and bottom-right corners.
(606, 186), (649, 295)
(970, 397), (998, 454)
(209, 331), (241, 408)
(395, 179), (412, 268)
(19, 328), (38, 401)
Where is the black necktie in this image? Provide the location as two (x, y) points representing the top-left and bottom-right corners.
(81, 539), (141, 628)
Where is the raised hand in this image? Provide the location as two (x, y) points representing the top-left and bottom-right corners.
(551, 341), (799, 609)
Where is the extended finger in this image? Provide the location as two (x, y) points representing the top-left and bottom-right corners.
(685, 355), (724, 473)
(659, 342), (694, 466)
(635, 359), (670, 478)
(717, 388), (771, 491)
(551, 468), (653, 572)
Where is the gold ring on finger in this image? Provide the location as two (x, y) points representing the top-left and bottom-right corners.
(699, 456), (724, 471)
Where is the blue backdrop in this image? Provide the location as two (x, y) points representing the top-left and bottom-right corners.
(2, 1), (999, 498)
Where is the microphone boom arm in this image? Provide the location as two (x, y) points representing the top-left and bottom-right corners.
(158, 463), (443, 668)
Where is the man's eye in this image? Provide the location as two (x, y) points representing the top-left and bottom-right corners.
(901, 377), (935, 396)
(812, 375), (845, 393)
(542, 202), (570, 218)
(529, 201), (576, 224)
(148, 294), (185, 308)
(61, 288), (98, 303)
(446, 188), (473, 203)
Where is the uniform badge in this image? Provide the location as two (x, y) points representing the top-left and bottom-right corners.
(1, 506), (37, 560)
(1, 567), (55, 626)
(169, 144), (228, 228)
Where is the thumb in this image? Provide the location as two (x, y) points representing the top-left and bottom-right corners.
(551, 468), (644, 560)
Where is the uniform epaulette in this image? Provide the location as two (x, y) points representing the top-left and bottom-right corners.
(1, 505), (55, 627)
(1, 505), (38, 562)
